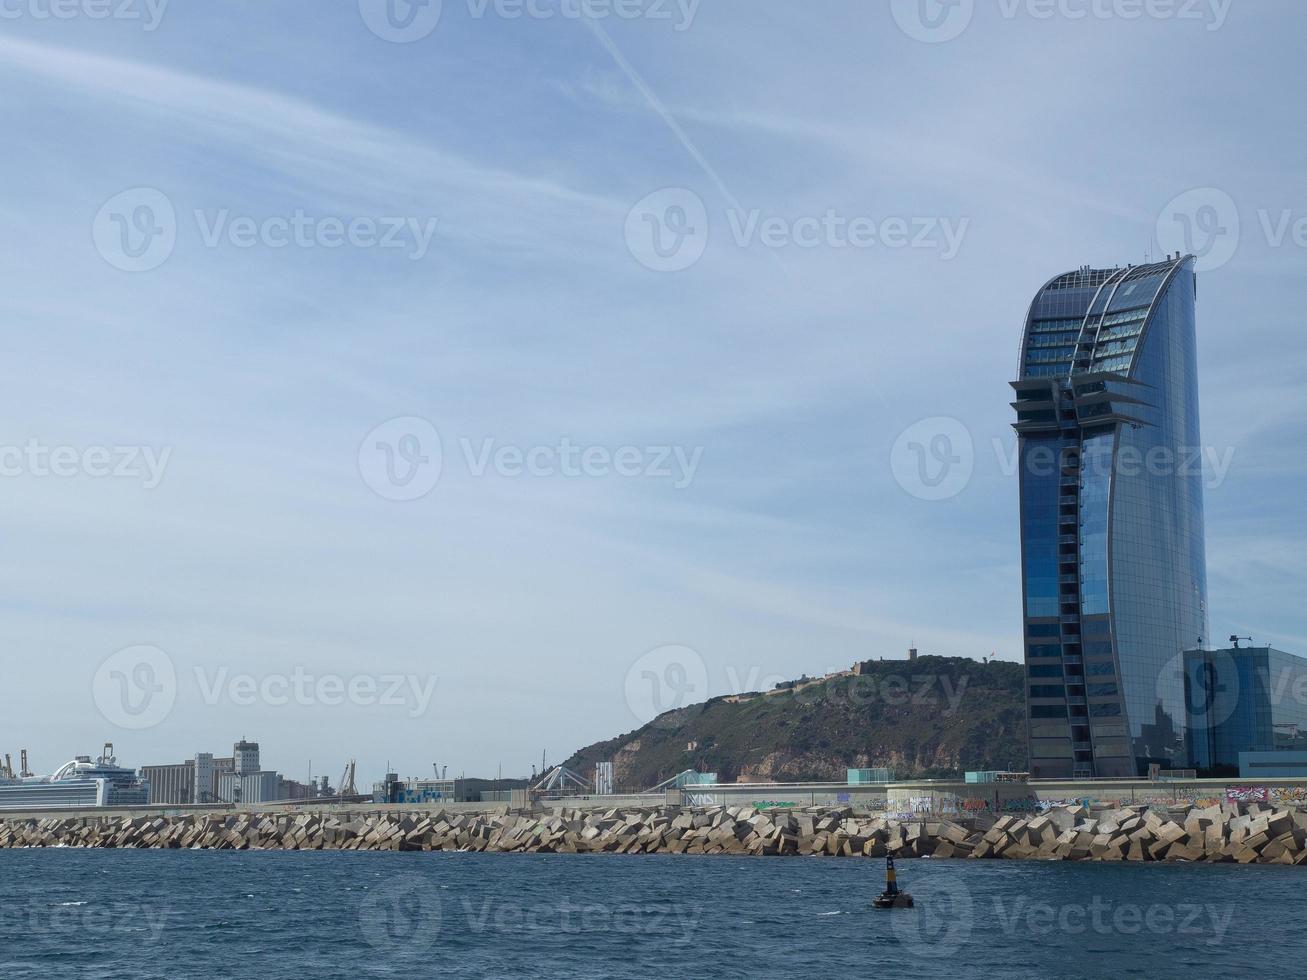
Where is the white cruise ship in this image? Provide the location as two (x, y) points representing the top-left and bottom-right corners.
(0, 746), (149, 810)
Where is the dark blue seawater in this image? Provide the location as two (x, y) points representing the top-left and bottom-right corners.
(1, 850), (1303, 979)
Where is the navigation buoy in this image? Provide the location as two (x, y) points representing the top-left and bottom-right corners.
(872, 854), (915, 909)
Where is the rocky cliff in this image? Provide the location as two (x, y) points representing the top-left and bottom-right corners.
(565, 655), (1026, 788)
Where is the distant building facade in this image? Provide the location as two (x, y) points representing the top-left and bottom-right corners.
(847, 769), (894, 784)
(1238, 752), (1307, 779)
(277, 776), (328, 801)
(139, 740), (300, 805)
(217, 769), (280, 805)
(1185, 645), (1307, 773)
(139, 762), (193, 805)
(373, 774), (475, 804)
(233, 740), (260, 775)
(140, 753), (236, 805)
(1013, 256), (1209, 778)
(193, 753), (218, 804)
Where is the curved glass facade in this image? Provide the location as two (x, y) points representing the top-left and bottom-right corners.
(1011, 256), (1209, 777)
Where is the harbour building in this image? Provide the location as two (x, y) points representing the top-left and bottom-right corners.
(141, 739), (325, 806)
(217, 769), (280, 805)
(1185, 643), (1307, 775)
(1012, 255), (1208, 778)
(141, 754), (234, 805)
(138, 761), (194, 805)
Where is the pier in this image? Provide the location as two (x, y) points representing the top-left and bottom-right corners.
(2, 797), (1306, 864)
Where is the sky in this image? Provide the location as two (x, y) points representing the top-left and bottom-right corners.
(1, 0), (1303, 787)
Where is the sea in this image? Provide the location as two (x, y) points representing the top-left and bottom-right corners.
(0, 849), (1302, 978)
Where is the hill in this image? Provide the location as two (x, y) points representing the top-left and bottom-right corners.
(564, 656), (1026, 788)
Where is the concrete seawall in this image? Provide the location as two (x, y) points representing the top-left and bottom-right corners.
(3, 800), (1306, 863)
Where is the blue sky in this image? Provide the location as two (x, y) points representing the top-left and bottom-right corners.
(1, 0), (1303, 785)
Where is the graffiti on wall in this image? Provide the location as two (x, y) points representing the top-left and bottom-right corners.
(996, 796), (1092, 813)
(1036, 797), (1093, 812)
(891, 795), (1096, 815)
(884, 796), (934, 821)
(1133, 794), (1183, 808)
(1270, 787), (1307, 805)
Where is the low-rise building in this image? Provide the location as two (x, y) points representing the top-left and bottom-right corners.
(373, 774), (475, 804)
(1238, 751), (1307, 779)
(1185, 643), (1307, 773)
(217, 769), (280, 805)
(848, 768), (894, 784)
(139, 762), (194, 805)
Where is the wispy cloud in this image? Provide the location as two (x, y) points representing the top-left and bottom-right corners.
(0, 35), (621, 255)
(0, 7), (1302, 780)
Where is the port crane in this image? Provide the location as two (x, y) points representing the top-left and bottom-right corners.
(2, 750), (34, 780)
(338, 759), (357, 797)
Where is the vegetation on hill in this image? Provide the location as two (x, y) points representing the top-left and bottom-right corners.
(564, 656), (1026, 789)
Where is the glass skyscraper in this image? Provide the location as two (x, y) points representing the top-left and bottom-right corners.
(1012, 255), (1208, 778)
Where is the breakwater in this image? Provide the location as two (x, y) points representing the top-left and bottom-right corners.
(2, 801), (1305, 863)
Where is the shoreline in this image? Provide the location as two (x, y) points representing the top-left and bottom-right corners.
(2, 800), (1305, 865)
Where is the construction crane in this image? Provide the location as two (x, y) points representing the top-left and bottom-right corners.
(338, 760), (357, 797)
